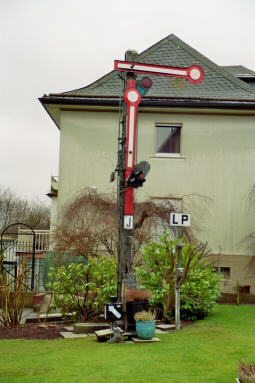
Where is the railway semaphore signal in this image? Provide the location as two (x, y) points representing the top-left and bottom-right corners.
(114, 53), (204, 300)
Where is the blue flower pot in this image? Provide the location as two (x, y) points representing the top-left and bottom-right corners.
(136, 320), (156, 340)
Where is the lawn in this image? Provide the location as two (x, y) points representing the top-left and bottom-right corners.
(1, 305), (255, 383)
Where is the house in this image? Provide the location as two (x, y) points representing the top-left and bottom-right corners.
(40, 34), (255, 294)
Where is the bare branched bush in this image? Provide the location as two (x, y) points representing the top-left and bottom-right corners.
(54, 190), (117, 259)
(124, 288), (152, 302)
(52, 188), (195, 262)
(0, 185), (50, 231)
(0, 251), (28, 326)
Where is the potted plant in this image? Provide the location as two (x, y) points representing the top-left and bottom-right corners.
(124, 289), (152, 329)
(134, 310), (156, 340)
(237, 361), (255, 382)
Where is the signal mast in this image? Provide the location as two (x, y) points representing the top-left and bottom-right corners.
(113, 51), (204, 299)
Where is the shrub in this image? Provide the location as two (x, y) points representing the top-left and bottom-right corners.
(124, 288), (152, 302)
(134, 310), (156, 321)
(238, 361), (255, 383)
(180, 262), (221, 320)
(136, 232), (221, 321)
(0, 250), (28, 326)
(48, 256), (116, 321)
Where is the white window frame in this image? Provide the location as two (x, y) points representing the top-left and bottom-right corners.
(154, 123), (182, 158)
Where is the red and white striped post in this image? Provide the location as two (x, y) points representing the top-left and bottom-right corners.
(115, 58), (204, 299)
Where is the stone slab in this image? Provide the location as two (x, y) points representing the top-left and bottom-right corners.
(25, 312), (63, 323)
(132, 337), (160, 343)
(95, 328), (125, 342)
(60, 332), (88, 339)
(73, 322), (111, 334)
(64, 326), (74, 331)
(156, 324), (175, 330)
(124, 331), (136, 336)
(95, 329), (113, 337)
(95, 330), (113, 342)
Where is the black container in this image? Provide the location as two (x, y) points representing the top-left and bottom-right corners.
(126, 300), (149, 330)
(110, 296), (118, 303)
(104, 302), (123, 322)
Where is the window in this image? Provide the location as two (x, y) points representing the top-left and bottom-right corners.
(214, 266), (231, 280)
(155, 123), (181, 157)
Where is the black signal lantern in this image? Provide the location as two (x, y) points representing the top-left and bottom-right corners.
(136, 77), (152, 96)
(126, 161), (150, 188)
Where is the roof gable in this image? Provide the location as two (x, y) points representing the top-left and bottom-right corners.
(61, 34), (255, 101)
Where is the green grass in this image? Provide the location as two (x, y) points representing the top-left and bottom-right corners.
(1, 305), (255, 383)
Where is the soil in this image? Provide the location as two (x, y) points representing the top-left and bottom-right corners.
(0, 320), (194, 340)
(0, 323), (69, 340)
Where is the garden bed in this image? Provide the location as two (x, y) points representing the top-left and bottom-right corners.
(0, 323), (68, 340)
(0, 320), (194, 340)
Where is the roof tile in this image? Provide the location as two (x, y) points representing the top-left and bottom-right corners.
(61, 34), (255, 101)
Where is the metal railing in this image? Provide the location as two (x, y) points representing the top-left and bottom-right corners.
(18, 230), (50, 252)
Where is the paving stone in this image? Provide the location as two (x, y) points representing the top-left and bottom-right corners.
(25, 312), (63, 323)
(156, 324), (175, 330)
(95, 329), (113, 336)
(60, 332), (88, 339)
(124, 331), (136, 337)
(155, 329), (164, 334)
(132, 337), (160, 343)
(64, 326), (74, 331)
(95, 329), (113, 342)
(73, 322), (110, 334)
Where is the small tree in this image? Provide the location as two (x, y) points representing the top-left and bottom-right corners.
(136, 232), (221, 320)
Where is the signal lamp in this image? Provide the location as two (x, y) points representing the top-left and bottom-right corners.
(126, 161), (150, 188)
(136, 77), (152, 96)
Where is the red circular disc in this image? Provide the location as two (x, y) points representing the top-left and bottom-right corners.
(124, 88), (142, 105)
(187, 65), (204, 84)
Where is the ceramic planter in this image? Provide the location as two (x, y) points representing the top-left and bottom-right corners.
(135, 320), (156, 340)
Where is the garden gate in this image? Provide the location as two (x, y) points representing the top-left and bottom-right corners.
(0, 223), (36, 290)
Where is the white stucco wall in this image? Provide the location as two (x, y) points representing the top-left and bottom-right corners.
(49, 196), (58, 230)
(58, 110), (118, 207)
(57, 107), (255, 257)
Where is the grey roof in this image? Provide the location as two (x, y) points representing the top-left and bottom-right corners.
(221, 65), (255, 79)
(56, 34), (255, 101)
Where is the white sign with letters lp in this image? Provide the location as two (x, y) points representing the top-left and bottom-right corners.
(170, 213), (191, 227)
(124, 215), (133, 230)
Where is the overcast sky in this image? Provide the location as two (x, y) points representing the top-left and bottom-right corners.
(1, 0), (255, 204)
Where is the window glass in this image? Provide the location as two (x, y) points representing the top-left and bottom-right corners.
(156, 124), (181, 155)
(214, 266), (231, 280)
